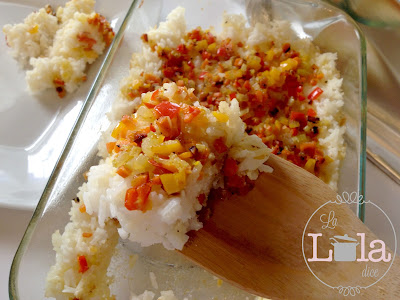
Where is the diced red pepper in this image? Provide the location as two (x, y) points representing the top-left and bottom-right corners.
(125, 183), (151, 211)
(290, 111), (307, 128)
(188, 28), (201, 41)
(224, 158), (239, 177)
(154, 101), (180, 118)
(156, 116), (180, 140)
(229, 92), (237, 100)
(131, 174), (149, 188)
(213, 137), (228, 153)
(77, 255), (89, 273)
(183, 105), (201, 123)
(205, 31), (216, 44)
(307, 108), (317, 118)
(298, 94), (306, 101)
(125, 188), (138, 210)
(116, 165), (132, 178)
(202, 51), (211, 60)
(149, 159), (173, 174)
(106, 142), (116, 154)
(77, 32), (97, 51)
(217, 46), (228, 59)
(300, 142), (316, 157)
(176, 44), (187, 54)
(308, 87), (323, 100)
(137, 183), (151, 203)
(150, 175), (162, 185)
(254, 90), (265, 103)
(243, 80), (251, 91)
(163, 67), (175, 77)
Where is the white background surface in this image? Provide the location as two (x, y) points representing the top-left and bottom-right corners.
(1, 160), (399, 299)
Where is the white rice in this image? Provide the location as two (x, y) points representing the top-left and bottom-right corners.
(56, 0), (96, 24)
(3, 0), (113, 96)
(27, 56), (87, 93)
(45, 201), (119, 300)
(2, 7), (58, 64)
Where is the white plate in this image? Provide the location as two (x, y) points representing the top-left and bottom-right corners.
(0, 0), (130, 210)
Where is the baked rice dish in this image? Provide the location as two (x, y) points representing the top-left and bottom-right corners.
(45, 6), (345, 300)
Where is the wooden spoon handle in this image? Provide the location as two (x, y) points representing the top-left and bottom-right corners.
(180, 154), (400, 299)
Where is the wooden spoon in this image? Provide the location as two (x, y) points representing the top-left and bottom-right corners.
(180, 154), (400, 299)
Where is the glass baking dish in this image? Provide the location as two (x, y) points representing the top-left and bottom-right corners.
(325, 0), (400, 28)
(9, 0), (367, 299)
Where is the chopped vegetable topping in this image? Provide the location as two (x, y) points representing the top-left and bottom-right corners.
(77, 255), (89, 273)
(154, 101), (181, 118)
(213, 137), (228, 153)
(129, 27), (331, 177)
(125, 184), (151, 212)
(308, 87), (323, 101)
(79, 204), (86, 213)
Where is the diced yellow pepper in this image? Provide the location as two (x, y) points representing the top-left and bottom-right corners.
(160, 171), (186, 194)
(266, 48), (276, 61)
(278, 116), (289, 126)
(212, 111), (229, 123)
(207, 43), (217, 54)
(304, 158), (316, 173)
(274, 120), (282, 131)
(295, 134), (308, 144)
(280, 58), (299, 72)
(178, 152), (193, 159)
(289, 120), (300, 128)
(225, 69), (243, 81)
(131, 79), (143, 90)
(268, 68), (282, 86)
(325, 156), (334, 164)
(247, 55), (261, 71)
(28, 24), (39, 34)
(152, 140), (185, 155)
(111, 122), (128, 139)
(195, 40), (208, 51)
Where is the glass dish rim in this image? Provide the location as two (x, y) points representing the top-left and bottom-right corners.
(330, 0), (400, 28)
(8, 0), (367, 298)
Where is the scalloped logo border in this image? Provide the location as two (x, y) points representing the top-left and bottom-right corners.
(301, 192), (397, 297)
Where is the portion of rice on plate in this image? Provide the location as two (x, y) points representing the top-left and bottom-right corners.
(45, 6), (345, 300)
(2, 0), (114, 98)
